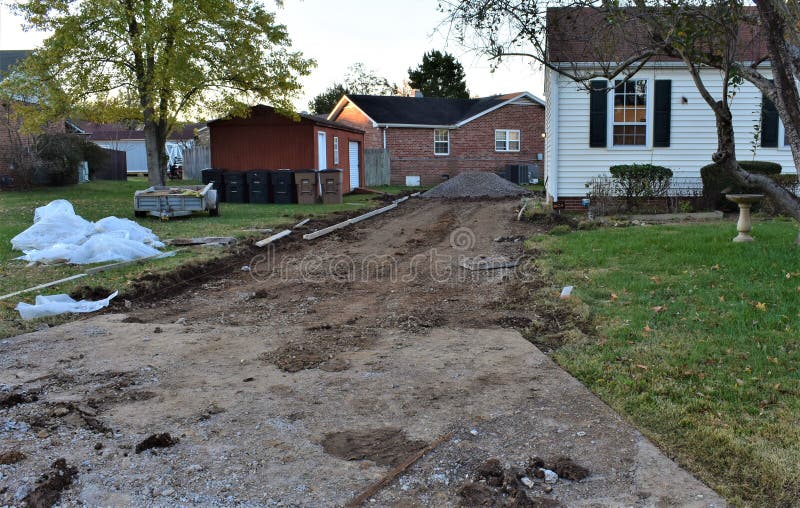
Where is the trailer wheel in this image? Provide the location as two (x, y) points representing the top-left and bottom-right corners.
(134, 210), (147, 218)
(209, 207), (220, 217)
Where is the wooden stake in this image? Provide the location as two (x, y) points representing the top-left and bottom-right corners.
(345, 431), (454, 508)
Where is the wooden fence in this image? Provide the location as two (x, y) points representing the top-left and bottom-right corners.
(365, 148), (390, 186)
(183, 144), (211, 180)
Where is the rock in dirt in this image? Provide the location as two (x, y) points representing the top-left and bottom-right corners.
(0, 450), (25, 465)
(134, 433), (178, 454)
(21, 458), (77, 508)
(320, 427), (427, 467)
(422, 172), (529, 199)
(551, 457), (589, 481)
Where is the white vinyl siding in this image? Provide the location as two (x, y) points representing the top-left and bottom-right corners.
(547, 66), (796, 199)
(495, 129), (521, 152)
(434, 129), (449, 155)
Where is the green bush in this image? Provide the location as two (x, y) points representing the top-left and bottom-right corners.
(700, 161), (782, 211)
(608, 164), (673, 211)
(548, 224), (572, 235)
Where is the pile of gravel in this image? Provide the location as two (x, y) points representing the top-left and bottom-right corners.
(421, 172), (530, 198)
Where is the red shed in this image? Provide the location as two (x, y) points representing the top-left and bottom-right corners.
(208, 105), (366, 191)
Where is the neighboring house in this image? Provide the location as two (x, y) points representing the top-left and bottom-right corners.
(208, 105), (366, 191)
(0, 50), (33, 180)
(544, 8), (795, 209)
(77, 121), (203, 174)
(328, 92), (546, 186)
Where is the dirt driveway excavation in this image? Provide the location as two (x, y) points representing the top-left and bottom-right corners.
(0, 199), (725, 507)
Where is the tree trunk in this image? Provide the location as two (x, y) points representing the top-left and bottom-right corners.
(712, 99), (800, 243)
(144, 120), (166, 186)
(754, 0), (800, 177)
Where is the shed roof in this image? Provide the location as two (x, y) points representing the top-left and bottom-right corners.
(208, 105), (365, 133)
(332, 92), (544, 127)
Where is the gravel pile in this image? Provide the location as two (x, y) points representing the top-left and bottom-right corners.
(422, 172), (529, 198)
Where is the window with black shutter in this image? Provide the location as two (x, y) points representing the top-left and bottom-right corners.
(653, 80), (671, 147)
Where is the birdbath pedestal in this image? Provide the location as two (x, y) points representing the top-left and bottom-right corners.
(726, 194), (764, 242)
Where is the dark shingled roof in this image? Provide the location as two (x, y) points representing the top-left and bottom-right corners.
(345, 93), (540, 126)
(75, 121), (206, 141)
(0, 50), (31, 80)
(547, 7), (768, 63)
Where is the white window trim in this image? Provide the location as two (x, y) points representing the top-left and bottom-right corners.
(607, 78), (653, 150)
(333, 136), (340, 165)
(495, 129), (521, 152)
(434, 129), (450, 156)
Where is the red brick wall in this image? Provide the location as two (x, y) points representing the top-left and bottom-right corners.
(0, 103), (65, 177)
(336, 103), (383, 149)
(387, 104), (545, 185)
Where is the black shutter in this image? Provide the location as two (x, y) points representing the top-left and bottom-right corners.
(761, 95), (779, 147)
(653, 80), (671, 147)
(589, 80), (608, 147)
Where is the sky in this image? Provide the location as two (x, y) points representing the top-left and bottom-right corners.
(0, 0), (544, 111)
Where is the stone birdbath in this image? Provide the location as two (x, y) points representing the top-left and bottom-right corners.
(726, 194), (764, 242)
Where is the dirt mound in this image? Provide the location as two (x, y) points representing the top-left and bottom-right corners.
(321, 428), (427, 467)
(422, 172), (529, 199)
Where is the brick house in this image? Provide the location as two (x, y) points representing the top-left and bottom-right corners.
(328, 92), (545, 186)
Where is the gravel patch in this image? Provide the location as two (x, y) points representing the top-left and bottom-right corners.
(422, 172), (529, 199)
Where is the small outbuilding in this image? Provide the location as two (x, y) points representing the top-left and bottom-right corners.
(208, 105), (366, 191)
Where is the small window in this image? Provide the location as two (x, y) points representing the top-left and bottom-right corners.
(333, 137), (339, 165)
(434, 129), (449, 155)
(612, 79), (648, 146)
(495, 130), (521, 152)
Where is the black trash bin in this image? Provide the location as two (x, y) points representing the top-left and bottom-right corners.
(271, 169), (297, 204)
(224, 172), (248, 203)
(247, 170), (271, 204)
(201, 168), (226, 202)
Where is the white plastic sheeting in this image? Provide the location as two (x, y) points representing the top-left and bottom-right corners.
(11, 200), (165, 265)
(16, 291), (118, 320)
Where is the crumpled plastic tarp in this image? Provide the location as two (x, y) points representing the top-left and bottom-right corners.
(16, 291), (119, 320)
(10, 200), (165, 265)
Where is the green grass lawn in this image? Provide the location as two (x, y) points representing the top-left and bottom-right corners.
(535, 218), (800, 506)
(0, 177), (383, 338)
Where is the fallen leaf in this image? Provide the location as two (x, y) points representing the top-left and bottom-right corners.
(774, 383), (782, 390)
(650, 305), (666, 313)
(755, 302), (767, 311)
(736, 378), (745, 386)
(610, 293), (618, 301)
(719, 295), (725, 302)
(711, 264), (721, 270)
(644, 325), (652, 333)
(635, 364), (649, 370)
(650, 276), (661, 284)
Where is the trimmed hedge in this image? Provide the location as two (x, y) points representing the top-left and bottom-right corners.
(609, 163), (673, 210)
(701, 161), (782, 211)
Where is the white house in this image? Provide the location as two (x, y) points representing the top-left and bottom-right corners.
(78, 122), (202, 175)
(544, 8), (795, 209)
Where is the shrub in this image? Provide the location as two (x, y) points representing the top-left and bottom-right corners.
(608, 164), (673, 211)
(701, 161), (782, 211)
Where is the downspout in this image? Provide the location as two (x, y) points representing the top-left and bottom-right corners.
(547, 70), (559, 202)
(382, 127), (387, 150)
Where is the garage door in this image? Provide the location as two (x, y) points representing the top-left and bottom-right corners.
(348, 141), (360, 191)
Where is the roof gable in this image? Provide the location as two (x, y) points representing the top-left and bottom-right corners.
(330, 92), (544, 128)
(0, 50), (31, 80)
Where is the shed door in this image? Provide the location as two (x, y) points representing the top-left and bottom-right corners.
(318, 131), (327, 170)
(348, 141), (360, 191)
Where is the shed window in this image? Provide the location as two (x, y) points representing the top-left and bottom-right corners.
(333, 136), (339, 165)
(434, 129), (449, 155)
(613, 79), (648, 146)
(495, 130), (520, 151)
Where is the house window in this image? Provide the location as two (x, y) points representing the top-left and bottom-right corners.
(495, 130), (520, 151)
(333, 136), (339, 165)
(612, 79), (648, 146)
(434, 129), (449, 155)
